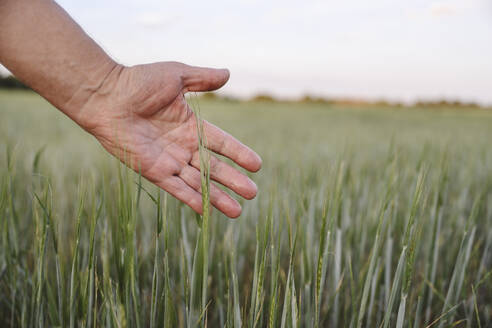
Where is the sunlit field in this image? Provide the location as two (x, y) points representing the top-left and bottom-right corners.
(1, 90), (491, 327)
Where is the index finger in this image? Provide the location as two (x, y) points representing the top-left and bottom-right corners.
(203, 121), (262, 173)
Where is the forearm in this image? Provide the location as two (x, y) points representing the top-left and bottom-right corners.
(0, 0), (119, 118)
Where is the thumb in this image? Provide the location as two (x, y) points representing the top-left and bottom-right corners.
(182, 65), (230, 92)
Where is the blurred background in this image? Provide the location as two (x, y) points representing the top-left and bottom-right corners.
(1, 2), (492, 327)
(1, 0), (492, 105)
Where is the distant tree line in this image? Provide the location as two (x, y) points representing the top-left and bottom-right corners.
(0, 75), (30, 90)
(413, 99), (481, 109)
(201, 92), (489, 110)
(1, 76), (488, 109)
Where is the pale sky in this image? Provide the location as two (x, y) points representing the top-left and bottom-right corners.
(4, 0), (492, 104)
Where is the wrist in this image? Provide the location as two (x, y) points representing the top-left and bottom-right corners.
(63, 59), (125, 131)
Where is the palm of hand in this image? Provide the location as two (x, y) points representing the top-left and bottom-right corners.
(80, 62), (261, 218)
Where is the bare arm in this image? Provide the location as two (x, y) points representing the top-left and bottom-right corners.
(0, 0), (261, 218)
(0, 0), (117, 116)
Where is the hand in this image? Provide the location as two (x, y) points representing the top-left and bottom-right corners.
(74, 62), (262, 218)
(0, 0), (261, 218)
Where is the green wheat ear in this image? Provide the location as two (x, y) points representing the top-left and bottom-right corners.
(188, 92), (211, 326)
(189, 92), (211, 227)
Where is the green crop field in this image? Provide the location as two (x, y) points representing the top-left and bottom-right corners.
(1, 90), (491, 327)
